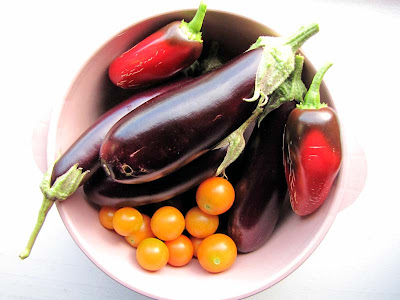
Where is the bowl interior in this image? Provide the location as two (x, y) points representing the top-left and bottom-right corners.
(53, 10), (344, 300)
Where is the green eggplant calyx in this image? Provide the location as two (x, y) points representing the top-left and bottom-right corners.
(40, 162), (88, 201)
(258, 54), (307, 125)
(245, 23), (319, 106)
(214, 106), (263, 176)
(19, 160), (88, 260)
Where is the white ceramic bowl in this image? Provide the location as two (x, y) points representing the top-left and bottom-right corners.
(42, 9), (367, 300)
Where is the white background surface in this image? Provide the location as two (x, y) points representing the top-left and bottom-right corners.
(1, 0), (400, 299)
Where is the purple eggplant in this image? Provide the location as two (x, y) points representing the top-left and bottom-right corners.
(100, 24), (318, 184)
(227, 55), (306, 253)
(50, 78), (190, 185)
(19, 78), (188, 260)
(100, 49), (261, 184)
(21, 23), (318, 260)
(84, 124), (254, 208)
(227, 102), (295, 253)
(84, 146), (227, 208)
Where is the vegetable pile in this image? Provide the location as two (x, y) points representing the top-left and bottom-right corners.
(20, 2), (342, 274)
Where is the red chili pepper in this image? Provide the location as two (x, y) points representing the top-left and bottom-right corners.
(108, 2), (207, 89)
(283, 63), (342, 216)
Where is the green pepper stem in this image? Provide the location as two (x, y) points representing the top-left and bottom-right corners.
(284, 23), (319, 52)
(180, 2), (207, 42)
(187, 1), (207, 33)
(19, 196), (54, 259)
(300, 62), (333, 109)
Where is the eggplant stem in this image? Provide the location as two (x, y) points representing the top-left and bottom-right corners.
(245, 23), (319, 105)
(215, 57), (307, 174)
(19, 160), (88, 260)
(214, 106), (263, 176)
(258, 94), (269, 107)
(284, 23), (319, 51)
(257, 54), (307, 125)
(19, 196), (54, 259)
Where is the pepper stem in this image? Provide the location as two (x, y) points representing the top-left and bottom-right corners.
(19, 196), (54, 259)
(180, 1), (207, 42)
(187, 1), (207, 33)
(298, 62), (333, 109)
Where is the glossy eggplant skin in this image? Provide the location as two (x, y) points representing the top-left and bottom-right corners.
(50, 78), (189, 185)
(85, 122), (254, 208)
(227, 101), (296, 253)
(100, 48), (263, 184)
(84, 146), (227, 208)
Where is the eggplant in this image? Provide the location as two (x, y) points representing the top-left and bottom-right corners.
(100, 49), (261, 184)
(20, 78), (189, 260)
(21, 24), (318, 260)
(50, 78), (189, 185)
(84, 123), (254, 208)
(226, 55), (308, 253)
(100, 24), (318, 184)
(84, 146), (227, 208)
(227, 101), (296, 253)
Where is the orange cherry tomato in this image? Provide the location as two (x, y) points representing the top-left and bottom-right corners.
(136, 238), (169, 272)
(196, 177), (235, 215)
(151, 206), (185, 241)
(113, 207), (143, 237)
(185, 206), (219, 238)
(197, 233), (237, 273)
(189, 235), (204, 258)
(98, 206), (117, 230)
(165, 235), (194, 267)
(125, 214), (154, 248)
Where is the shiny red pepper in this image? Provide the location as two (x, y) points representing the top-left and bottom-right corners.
(108, 2), (207, 89)
(283, 63), (342, 216)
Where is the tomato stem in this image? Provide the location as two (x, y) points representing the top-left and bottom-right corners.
(19, 196), (54, 259)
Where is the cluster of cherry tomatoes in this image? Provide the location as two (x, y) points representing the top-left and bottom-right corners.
(98, 176), (237, 273)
